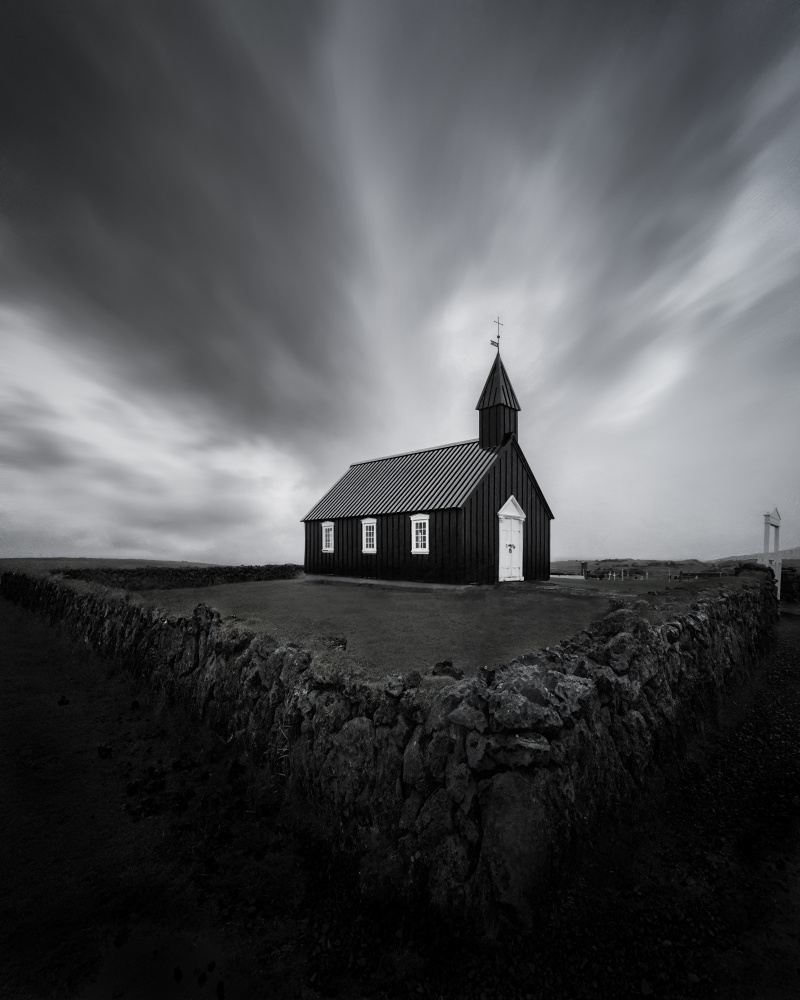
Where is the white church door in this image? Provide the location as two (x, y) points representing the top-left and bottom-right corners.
(497, 495), (525, 582)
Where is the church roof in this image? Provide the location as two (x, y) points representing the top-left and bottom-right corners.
(475, 353), (521, 410)
(303, 439), (499, 521)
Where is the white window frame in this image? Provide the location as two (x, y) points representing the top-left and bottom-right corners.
(321, 521), (334, 553)
(410, 513), (430, 555)
(361, 518), (377, 554)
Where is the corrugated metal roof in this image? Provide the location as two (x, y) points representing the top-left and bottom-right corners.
(303, 439), (499, 521)
(475, 353), (521, 410)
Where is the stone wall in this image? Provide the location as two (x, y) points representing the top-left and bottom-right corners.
(0, 571), (778, 931)
(52, 564), (302, 591)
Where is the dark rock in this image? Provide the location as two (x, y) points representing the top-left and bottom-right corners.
(402, 726), (426, 789)
(486, 734), (551, 769)
(424, 729), (452, 783)
(488, 691), (562, 736)
(604, 631), (639, 673)
(447, 702), (487, 732)
(433, 660), (464, 679)
(479, 665), (496, 686)
(549, 674), (599, 724)
(319, 716), (383, 818)
(415, 787), (453, 849)
(400, 790), (423, 830)
(475, 771), (553, 930)
(445, 759), (477, 813)
(57, 695), (70, 706)
(404, 670), (423, 689)
(97, 743), (113, 758)
(385, 675), (404, 698)
(227, 759), (245, 785)
(426, 834), (471, 912)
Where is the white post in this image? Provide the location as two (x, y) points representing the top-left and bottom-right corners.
(774, 524), (780, 557)
(764, 515), (771, 560)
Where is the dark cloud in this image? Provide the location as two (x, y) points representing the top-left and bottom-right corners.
(0, 0), (366, 445)
(1, 0), (798, 561)
(327, 0), (799, 386)
(0, 389), (78, 470)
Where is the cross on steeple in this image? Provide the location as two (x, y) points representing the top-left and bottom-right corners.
(490, 316), (503, 351)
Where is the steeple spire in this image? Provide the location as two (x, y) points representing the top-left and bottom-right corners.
(476, 348), (520, 450)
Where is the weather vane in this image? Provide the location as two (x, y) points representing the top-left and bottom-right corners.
(490, 316), (502, 351)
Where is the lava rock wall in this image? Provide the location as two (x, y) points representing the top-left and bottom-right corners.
(52, 563), (302, 591)
(0, 571), (778, 931)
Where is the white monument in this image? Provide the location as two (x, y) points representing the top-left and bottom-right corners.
(759, 507), (782, 600)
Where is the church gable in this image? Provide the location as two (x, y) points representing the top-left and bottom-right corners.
(497, 495), (526, 519)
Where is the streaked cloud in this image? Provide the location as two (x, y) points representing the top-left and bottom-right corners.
(1, 0), (798, 562)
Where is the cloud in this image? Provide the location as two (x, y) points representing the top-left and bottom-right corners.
(1, 0), (798, 562)
(0, 307), (308, 562)
(0, 0), (369, 452)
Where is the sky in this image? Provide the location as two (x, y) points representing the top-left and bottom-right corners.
(1, 0), (799, 565)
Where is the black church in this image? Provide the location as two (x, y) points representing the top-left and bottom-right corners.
(302, 351), (553, 584)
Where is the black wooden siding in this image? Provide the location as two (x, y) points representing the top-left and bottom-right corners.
(460, 438), (551, 584)
(304, 437), (551, 584)
(304, 509), (464, 584)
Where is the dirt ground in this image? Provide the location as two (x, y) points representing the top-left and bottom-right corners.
(1, 597), (799, 1000)
(127, 577), (616, 679)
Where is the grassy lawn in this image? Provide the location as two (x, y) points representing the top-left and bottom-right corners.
(1, 559), (768, 684)
(547, 574), (750, 596)
(0, 557), (215, 575)
(131, 577), (614, 680)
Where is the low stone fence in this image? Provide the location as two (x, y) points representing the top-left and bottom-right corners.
(0, 571), (778, 931)
(50, 564), (302, 591)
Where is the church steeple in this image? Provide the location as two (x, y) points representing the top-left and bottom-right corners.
(476, 349), (520, 450)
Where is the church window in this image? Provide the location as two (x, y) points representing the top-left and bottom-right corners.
(322, 521), (334, 553)
(361, 518), (377, 553)
(410, 514), (429, 554)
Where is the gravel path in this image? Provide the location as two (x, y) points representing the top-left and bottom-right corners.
(2, 598), (799, 999)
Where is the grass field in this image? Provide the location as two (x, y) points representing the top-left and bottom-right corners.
(547, 574), (753, 595)
(0, 558), (770, 683)
(0, 557), (215, 575)
(130, 577), (614, 679)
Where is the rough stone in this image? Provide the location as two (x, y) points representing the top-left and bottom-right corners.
(318, 716), (376, 817)
(426, 834), (471, 913)
(415, 787), (453, 850)
(433, 659), (464, 679)
(385, 675), (404, 698)
(426, 678), (487, 733)
(465, 731), (495, 772)
(424, 729), (452, 783)
(486, 734), (551, 769)
(550, 674), (599, 725)
(447, 702), (487, 732)
(605, 632), (638, 674)
(400, 790), (423, 831)
(444, 759), (477, 812)
(475, 771), (553, 930)
(402, 725), (426, 789)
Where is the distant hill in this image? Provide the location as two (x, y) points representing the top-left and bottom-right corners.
(717, 546), (800, 563)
